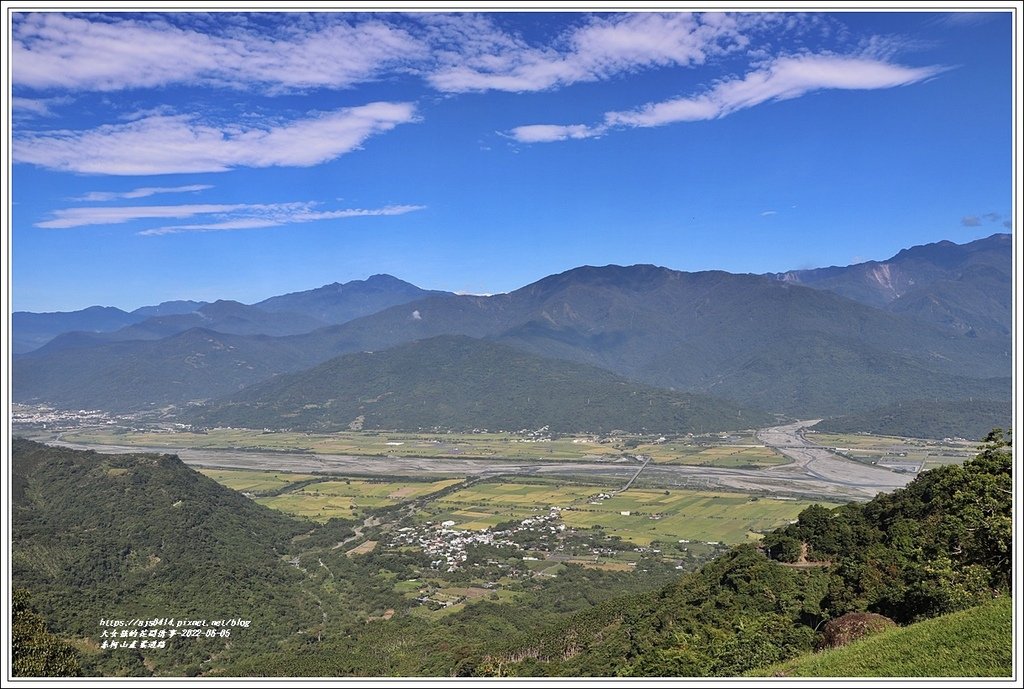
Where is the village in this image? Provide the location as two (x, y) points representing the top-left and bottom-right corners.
(386, 508), (571, 573)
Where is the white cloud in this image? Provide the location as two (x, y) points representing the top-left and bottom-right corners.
(511, 53), (944, 142)
(36, 203), (301, 229)
(14, 102), (417, 175)
(507, 124), (603, 143)
(34, 200), (421, 235)
(426, 13), (747, 93)
(75, 184), (214, 202)
(35, 201), (424, 234)
(287, 205), (426, 223)
(760, 210), (778, 217)
(607, 54), (943, 126)
(13, 13), (425, 92)
(139, 204), (426, 236)
(13, 96), (57, 117)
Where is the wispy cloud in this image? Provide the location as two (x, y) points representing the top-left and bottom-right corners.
(13, 13), (754, 96)
(509, 53), (944, 142)
(934, 12), (996, 28)
(36, 201), (424, 233)
(36, 203), (298, 229)
(12, 96), (66, 117)
(760, 210), (778, 217)
(14, 102), (417, 175)
(139, 204), (426, 236)
(13, 13), (425, 92)
(74, 184), (214, 202)
(426, 12), (748, 93)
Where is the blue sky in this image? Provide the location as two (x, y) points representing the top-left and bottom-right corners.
(9, 9), (1016, 312)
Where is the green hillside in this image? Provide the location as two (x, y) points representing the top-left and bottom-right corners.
(817, 398), (1011, 440)
(11, 438), (318, 676)
(755, 596), (1012, 677)
(191, 335), (771, 434)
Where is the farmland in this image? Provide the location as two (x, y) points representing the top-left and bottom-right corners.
(198, 468), (316, 493)
(199, 465), (833, 545)
(418, 479), (836, 545)
(198, 468), (464, 522)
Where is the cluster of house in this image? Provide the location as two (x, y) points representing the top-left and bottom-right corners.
(12, 404), (118, 428)
(387, 508), (568, 572)
(388, 521), (516, 572)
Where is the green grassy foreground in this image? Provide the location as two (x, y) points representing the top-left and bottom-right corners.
(754, 596), (1013, 677)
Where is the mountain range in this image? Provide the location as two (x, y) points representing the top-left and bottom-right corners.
(12, 234), (1012, 437)
(771, 233), (1011, 336)
(13, 274), (442, 354)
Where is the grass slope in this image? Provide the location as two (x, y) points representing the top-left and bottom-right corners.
(755, 596), (1013, 677)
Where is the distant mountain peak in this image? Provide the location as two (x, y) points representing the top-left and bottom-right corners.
(365, 273), (403, 283)
(768, 233), (1011, 334)
(252, 274), (449, 326)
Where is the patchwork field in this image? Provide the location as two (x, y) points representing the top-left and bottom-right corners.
(198, 472), (462, 522)
(560, 491), (830, 545)
(420, 480), (836, 545)
(198, 468), (316, 493)
(646, 444), (785, 468)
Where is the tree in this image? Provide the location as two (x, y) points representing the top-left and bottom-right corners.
(761, 533), (802, 563)
(12, 590), (80, 677)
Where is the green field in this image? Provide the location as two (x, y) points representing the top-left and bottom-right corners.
(634, 431), (786, 468)
(198, 468), (316, 493)
(651, 445), (784, 468)
(421, 480), (836, 545)
(254, 478), (462, 522)
(753, 596), (1013, 677)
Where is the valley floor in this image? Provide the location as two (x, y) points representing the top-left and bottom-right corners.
(27, 419), (942, 503)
